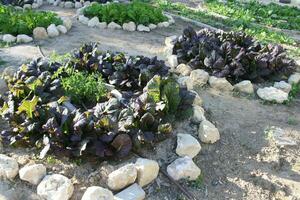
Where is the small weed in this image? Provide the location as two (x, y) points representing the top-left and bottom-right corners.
(287, 117), (298, 125)
(71, 158), (83, 166)
(189, 174), (204, 189)
(46, 155), (58, 164)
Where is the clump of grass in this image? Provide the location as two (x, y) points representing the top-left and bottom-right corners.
(188, 174), (204, 189)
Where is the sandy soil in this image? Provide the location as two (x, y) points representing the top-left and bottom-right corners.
(0, 4), (300, 200)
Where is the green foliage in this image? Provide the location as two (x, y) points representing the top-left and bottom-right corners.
(17, 95), (39, 119)
(60, 70), (107, 104)
(49, 51), (72, 64)
(155, 0), (295, 45)
(189, 174), (204, 189)
(161, 78), (181, 114)
(83, 1), (168, 25)
(287, 82), (300, 102)
(0, 5), (62, 35)
(204, 0), (300, 31)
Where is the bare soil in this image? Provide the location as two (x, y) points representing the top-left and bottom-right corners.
(0, 4), (300, 200)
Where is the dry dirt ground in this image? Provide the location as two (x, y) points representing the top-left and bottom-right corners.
(0, 4), (300, 200)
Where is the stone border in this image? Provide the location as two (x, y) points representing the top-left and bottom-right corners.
(164, 35), (300, 104)
(76, 4), (174, 32)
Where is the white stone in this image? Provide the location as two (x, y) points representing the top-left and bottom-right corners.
(234, 80), (254, 94)
(107, 22), (122, 29)
(176, 134), (201, 158)
(37, 174), (74, 200)
(16, 34), (33, 43)
(75, 1), (82, 8)
(59, 2), (65, 7)
(274, 81), (292, 93)
(167, 55), (178, 68)
(157, 21), (169, 28)
(81, 186), (114, 200)
(33, 27), (48, 40)
(107, 164), (137, 191)
(64, 1), (74, 8)
(78, 15), (89, 25)
(76, 6), (85, 15)
(288, 73), (300, 85)
(63, 18), (72, 30)
(23, 4), (32, 9)
(122, 22), (136, 32)
(114, 184), (145, 200)
(47, 24), (59, 37)
(198, 120), (220, 144)
(148, 24), (157, 30)
(167, 156), (201, 181)
(186, 69), (209, 90)
(53, 0), (60, 6)
(83, 1), (91, 6)
(32, 3), (39, 8)
(57, 25), (67, 34)
(137, 24), (150, 32)
(270, 127), (297, 146)
(48, 0), (55, 4)
(175, 63), (192, 76)
(192, 105), (205, 123)
(88, 17), (100, 27)
(135, 158), (159, 187)
(0, 154), (19, 179)
(37, 0), (43, 6)
(257, 87), (288, 103)
(19, 164), (46, 185)
(97, 22), (107, 29)
(209, 76), (234, 91)
(2, 34), (16, 43)
(177, 76), (190, 88)
(165, 35), (177, 47)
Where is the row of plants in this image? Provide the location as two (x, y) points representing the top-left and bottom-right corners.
(155, 0), (296, 45)
(0, 43), (196, 159)
(172, 27), (296, 83)
(83, 1), (168, 26)
(0, 0), (33, 6)
(204, 0), (300, 31)
(0, 4), (62, 35)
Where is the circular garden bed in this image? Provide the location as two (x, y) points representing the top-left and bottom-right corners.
(77, 1), (174, 32)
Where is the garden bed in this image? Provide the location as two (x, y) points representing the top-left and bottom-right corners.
(77, 1), (175, 32)
(0, 4), (72, 44)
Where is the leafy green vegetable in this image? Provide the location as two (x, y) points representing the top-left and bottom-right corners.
(0, 5), (62, 35)
(83, 1), (168, 25)
(17, 95), (39, 119)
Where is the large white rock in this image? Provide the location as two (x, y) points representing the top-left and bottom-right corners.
(257, 87), (288, 103)
(198, 120), (220, 144)
(2, 34), (16, 43)
(32, 3), (40, 8)
(37, 174), (74, 200)
(0, 154), (19, 179)
(19, 164), (46, 185)
(83, 1), (91, 6)
(107, 22), (122, 29)
(274, 81), (292, 93)
(107, 164), (137, 191)
(187, 69), (209, 90)
(135, 158), (159, 187)
(137, 25), (150, 32)
(78, 15), (89, 25)
(63, 18), (72, 30)
(88, 17), (100, 27)
(23, 4), (32, 9)
(33, 27), (48, 40)
(177, 76), (190, 88)
(175, 64), (192, 76)
(114, 184), (145, 200)
(81, 186), (114, 200)
(234, 80), (254, 94)
(167, 55), (178, 68)
(288, 73), (300, 85)
(148, 24), (157, 30)
(157, 21), (169, 28)
(56, 25), (67, 34)
(74, 1), (82, 8)
(209, 76), (234, 91)
(176, 134), (201, 158)
(47, 24), (59, 37)
(16, 34), (33, 43)
(97, 22), (107, 29)
(64, 1), (74, 8)
(122, 22), (136, 32)
(37, 0), (43, 6)
(167, 156), (201, 181)
(192, 105), (205, 123)
(165, 35), (177, 47)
